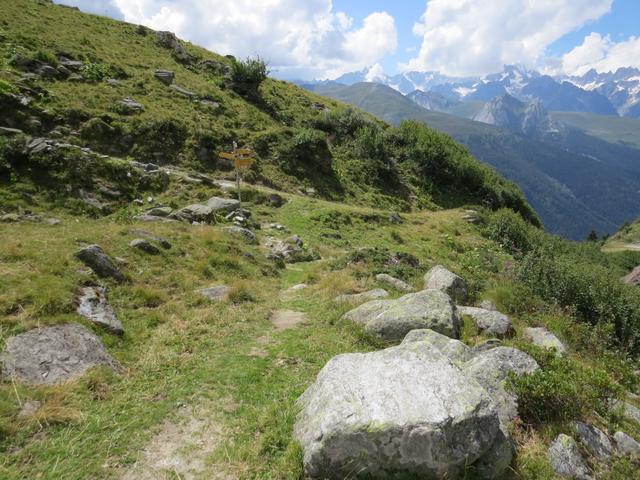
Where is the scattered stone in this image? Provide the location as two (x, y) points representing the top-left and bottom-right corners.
(269, 310), (307, 330)
(18, 399), (42, 418)
(524, 327), (567, 356)
(388, 212), (403, 224)
(37, 65), (59, 79)
(613, 400), (640, 424)
(59, 58), (84, 71)
(614, 431), (640, 457)
(130, 238), (161, 255)
(463, 209), (480, 224)
(200, 286), (230, 301)
(0, 126), (24, 136)
(75, 245), (126, 282)
(171, 84), (197, 98)
(548, 434), (592, 480)
(154, 69), (175, 85)
(375, 273), (413, 292)
(130, 229), (172, 249)
(574, 422), (613, 460)
(76, 286), (124, 335)
(145, 206), (173, 217)
(206, 196), (240, 214)
(98, 186), (121, 198)
(343, 289), (461, 341)
(0, 324), (120, 385)
(463, 347), (539, 425)
(155, 31), (195, 64)
(294, 341), (502, 479)
(401, 328), (471, 365)
(133, 214), (178, 223)
(622, 266), (640, 286)
(46, 218), (61, 226)
(334, 288), (389, 305)
(222, 226), (256, 244)
(177, 204), (213, 223)
(264, 236), (317, 263)
(0, 213), (20, 222)
(77, 188), (108, 211)
(285, 283), (308, 294)
(424, 265), (468, 302)
(457, 306), (514, 338)
(268, 193), (285, 207)
(117, 98), (144, 114)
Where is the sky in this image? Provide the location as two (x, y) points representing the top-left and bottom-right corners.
(55, 0), (640, 80)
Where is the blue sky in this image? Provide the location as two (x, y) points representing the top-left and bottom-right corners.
(56, 0), (640, 79)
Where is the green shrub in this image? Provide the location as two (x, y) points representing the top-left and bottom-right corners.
(313, 108), (370, 139)
(130, 118), (189, 164)
(230, 56), (268, 96)
(508, 345), (622, 425)
(484, 208), (541, 256)
(80, 62), (112, 81)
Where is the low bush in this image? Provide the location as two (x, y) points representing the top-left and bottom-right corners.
(230, 56), (268, 97)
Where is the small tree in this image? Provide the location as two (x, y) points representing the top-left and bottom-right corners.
(230, 56), (269, 97)
(586, 230), (598, 242)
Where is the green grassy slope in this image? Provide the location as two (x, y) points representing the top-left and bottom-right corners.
(310, 81), (640, 240)
(551, 111), (640, 149)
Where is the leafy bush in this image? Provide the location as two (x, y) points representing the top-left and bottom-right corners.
(508, 345), (622, 425)
(313, 108), (370, 139)
(484, 208), (541, 256)
(230, 56), (269, 96)
(130, 118), (189, 164)
(80, 62), (112, 81)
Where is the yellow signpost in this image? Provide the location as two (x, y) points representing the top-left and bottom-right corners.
(218, 143), (254, 207)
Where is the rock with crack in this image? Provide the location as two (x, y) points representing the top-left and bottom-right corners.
(200, 285), (231, 301)
(75, 244), (126, 282)
(0, 324), (120, 385)
(334, 288), (389, 305)
(375, 273), (413, 292)
(457, 306), (514, 338)
(401, 328), (471, 365)
(524, 327), (567, 356)
(130, 238), (161, 255)
(207, 196), (240, 214)
(176, 204), (213, 223)
(614, 431), (640, 457)
(294, 341), (505, 479)
(463, 347), (539, 425)
(76, 286), (124, 335)
(343, 289), (461, 341)
(574, 422), (613, 460)
(154, 69), (175, 85)
(424, 265), (468, 302)
(548, 434), (592, 480)
(222, 226), (257, 244)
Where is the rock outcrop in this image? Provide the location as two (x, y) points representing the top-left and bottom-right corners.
(524, 327), (567, 356)
(574, 422), (613, 460)
(343, 289), (461, 341)
(1, 324), (120, 385)
(375, 273), (413, 292)
(457, 306), (514, 338)
(75, 244), (126, 282)
(334, 288), (389, 305)
(548, 434), (592, 480)
(76, 286), (124, 335)
(424, 265), (468, 302)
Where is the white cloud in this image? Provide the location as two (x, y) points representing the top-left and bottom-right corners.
(561, 33), (640, 75)
(105, 0), (396, 80)
(364, 63), (387, 82)
(55, 0), (124, 19)
(403, 0), (613, 76)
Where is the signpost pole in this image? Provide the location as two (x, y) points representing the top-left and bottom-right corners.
(218, 144), (254, 211)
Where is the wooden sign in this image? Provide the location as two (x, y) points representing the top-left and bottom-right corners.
(234, 157), (253, 170)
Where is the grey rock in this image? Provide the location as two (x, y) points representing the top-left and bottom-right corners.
(117, 98), (144, 114)
(130, 229), (171, 249)
(76, 286), (124, 335)
(264, 236), (316, 263)
(613, 400), (640, 424)
(170, 84), (197, 98)
(388, 212), (402, 224)
(18, 399), (42, 418)
(614, 431), (640, 457)
(130, 238), (160, 255)
(59, 59), (84, 71)
(154, 69), (175, 85)
(37, 65), (59, 79)
(424, 265), (468, 302)
(75, 245), (125, 282)
(621, 266), (640, 286)
(294, 342), (502, 479)
(222, 226), (257, 244)
(77, 188), (108, 211)
(133, 214), (178, 223)
(548, 434), (592, 480)
(268, 193), (285, 207)
(401, 328), (471, 365)
(177, 204), (213, 223)
(471, 339), (503, 356)
(375, 273), (413, 292)
(480, 300), (498, 311)
(474, 427), (515, 479)
(200, 285), (231, 301)
(0, 324), (120, 385)
(463, 347), (539, 425)
(206, 196), (241, 213)
(457, 306), (514, 338)
(145, 206), (173, 217)
(524, 327), (567, 356)
(334, 288), (389, 305)
(343, 289), (461, 341)
(574, 422), (613, 460)
(155, 31), (194, 64)
(0, 127), (24, 136)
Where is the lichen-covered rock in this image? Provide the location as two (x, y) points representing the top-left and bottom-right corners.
(614, 431), (640, 457)
(463, 347), (539, 425)
(574, 422), (613, 460)
(471, 339), (503, 356)
(343, 289), (461, 341)
(548, 434), (592, 480)
(130, 238), (160, 254)
(612, 400), (640, 424)
(177, 204), (213, 223)
(222, 226), (257, 244)
(206, 196), (240, 213)
(401, 328), (471, 365)
(334, 288), (389, 305)
(473, 427), (515, 479)
(524, 327), (567, 356)
(75, 244), (125, 282)
(375, 273), (413, 292)
(294, 342), (502, 479)
(457, 306), (514, 338)
(424, 265), (468, 302)
(1, 324), (120, 385)
(76, 286), (124, 335)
